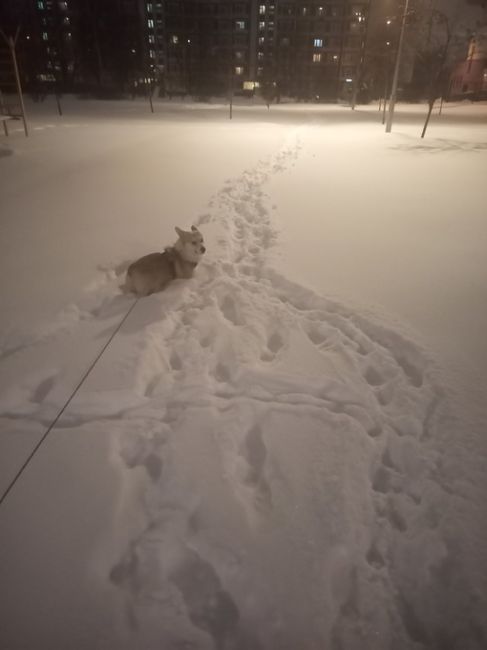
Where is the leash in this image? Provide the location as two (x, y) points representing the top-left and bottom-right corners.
(0, 296), (140, 508)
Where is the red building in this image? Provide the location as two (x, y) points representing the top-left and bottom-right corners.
(449, 36), (487, 100)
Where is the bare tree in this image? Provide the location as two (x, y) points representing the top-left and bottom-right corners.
(420, 10), (452, 137)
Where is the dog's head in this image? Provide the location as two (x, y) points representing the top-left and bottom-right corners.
(174, 226), (206, 264)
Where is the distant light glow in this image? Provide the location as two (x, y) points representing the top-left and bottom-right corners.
(345, 78), (353, 83)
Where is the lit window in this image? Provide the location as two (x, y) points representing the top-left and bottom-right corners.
(235, 51), (244, 60)
(37, 1), (44, 8)
(235, 66), (244, 75)
(147, 2), (153, 11)
(148, 19), (154, 28)
(149, 35), (155, 43)
(42, 32), (48, 40)
(313, 53), (322, 62)
(259, 4), (266, 14)
(171, 35), (178, 44)
(314, 38), (323, 47)
(317, 6), (324, 16)
(302, 6), (307, 16)
(259, 21), (265, 30)
(258, 51), (264, 60)
(258, 36), (265, 45)
(65, 32), (72, 40)
(236, 20), (245, 30)
(63, 16), (70, 25)
(150, 50), (156, 58)
(332, 54), (339, 61)
(257, 66), (264, 76)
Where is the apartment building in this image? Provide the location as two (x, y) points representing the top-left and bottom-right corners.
(144, 0), (369, 100)
(0, 0), (76, 93)
(1, 0), (369, 100)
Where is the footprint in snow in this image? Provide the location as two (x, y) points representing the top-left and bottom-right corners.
(169, 548), (240, 649)
(169, 351), (183, 371)
(241, 425), (272, 513)
(396, 354), (424, 388)
(118, 427), (166, 481)
(306, 324), (328, 347)
(31, 375), (57, 404)
(214, 362), (232, 383)
(261, 331), (284, 362)
(366, 540), (385, 569)
(364, 366), (386, 387)
(218, 294), (242, 326)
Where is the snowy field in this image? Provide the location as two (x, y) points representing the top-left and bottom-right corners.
(0, 98), (486, 650)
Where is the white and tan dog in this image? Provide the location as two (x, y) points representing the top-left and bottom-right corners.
(125, 226), (205, 296)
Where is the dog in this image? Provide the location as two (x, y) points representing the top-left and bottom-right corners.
(125, 226), (205, 296)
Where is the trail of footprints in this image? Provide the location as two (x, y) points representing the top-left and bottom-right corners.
(106, 134), (445, 647)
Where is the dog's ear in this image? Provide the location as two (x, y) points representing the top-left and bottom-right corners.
(175, 226), (185, 239)
(191, 225), (198, 232)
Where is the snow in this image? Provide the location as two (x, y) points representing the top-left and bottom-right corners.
(0, 98), (486, 650)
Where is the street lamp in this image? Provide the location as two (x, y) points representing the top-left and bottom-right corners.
(385, 0), (410, 133)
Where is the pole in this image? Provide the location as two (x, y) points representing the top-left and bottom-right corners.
(55, 93), (63, 116)
(148, 80), (154, 113)
(382, 66), (389, 124)
(229, 58), (233, 119)
(385, 0), (410, 133)
(9, 36), (29, 137)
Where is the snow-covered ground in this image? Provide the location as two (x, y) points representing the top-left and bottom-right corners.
(0, 98), (486, 650)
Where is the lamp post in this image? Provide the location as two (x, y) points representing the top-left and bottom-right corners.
(385, 0), (410, 133)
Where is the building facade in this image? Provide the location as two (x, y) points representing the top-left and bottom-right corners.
(1, 0), (369, 100)
(449, 36), (487, 101)
(0, 0), (76, 94)
(143, 0), (369, 100)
